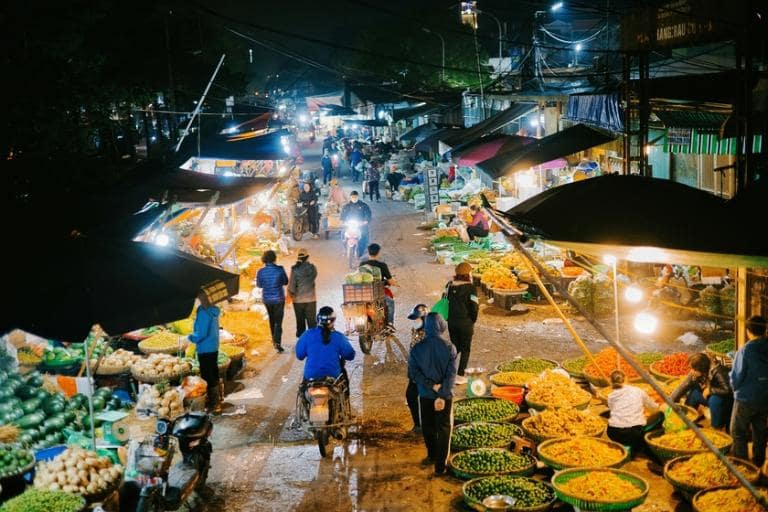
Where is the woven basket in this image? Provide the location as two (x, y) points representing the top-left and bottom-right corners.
(663, 455), (759, 499)
(537, 437), (629, 470)
(520, 416), (606, 444)
(560, 358), (587, 379)
(648, 361), (686, 382)
(463, 476), (557, 512)
(489, 371), (537, 388)
(551, 467), (649, 511)
(83, 476), (122, 504)
(495, 358), (559, 374)
(451, 422), (524, 451)
(692, 485), (768, 512)
(131, 367), (186, 384)
(0, 455), (36, 481)
(454, 397), (520, 424)
(644, 429), (733, 463)
(220, 344), (245, 362)
(95, 364), (131, 376)
(138, 338), (189, 355)
(448, 448), (537, 480)
(524, 394), (591, 412)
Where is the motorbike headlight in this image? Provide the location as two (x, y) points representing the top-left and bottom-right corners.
(347, 220), (359, 229)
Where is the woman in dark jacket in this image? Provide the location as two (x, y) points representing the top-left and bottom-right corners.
(671, 352), (733, 430)
(446, 262), (479, 385)
(299, 182), (320, 238)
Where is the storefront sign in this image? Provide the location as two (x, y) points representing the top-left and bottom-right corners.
(424, 168), (440, 212)
(667, 127), (692, 146)
(621, 0), (744, 51)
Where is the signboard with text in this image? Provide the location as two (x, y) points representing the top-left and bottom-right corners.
(424, 168), (440, 212)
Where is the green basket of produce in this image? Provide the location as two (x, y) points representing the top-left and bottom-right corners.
(463, 475), (557, 512)
(520, 409), (606, 444)
(452, 422), (523, 451)
(0, 444), (35, 480)
(489, 371), (537, 388)
(644, 428), (732, 463)
(560, 357), (587, 379)
(449, 448), (537, 480)
(496, 358), (558, 374)
(692, 485), (768, 512)
(663, 453), (759, 500)
(551, 468), (649, 511)
(0, 489), (86, 512)
(454, 397), (520, 424)
(537, 437), (628, 470)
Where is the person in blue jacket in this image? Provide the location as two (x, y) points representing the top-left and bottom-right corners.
(188, 290), (222, 413)
(407, 312), (458, 475)
(730, 315), (768, 466)
(296, 306), (355, 380)
(256, 250), (289, 353)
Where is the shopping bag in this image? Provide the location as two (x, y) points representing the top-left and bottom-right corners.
(431, 282), (451, 320)
(663, 406), (689, 433)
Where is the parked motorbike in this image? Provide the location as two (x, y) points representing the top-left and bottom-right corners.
(295, 374), (352, 457)
(292, 200), (309, 241)
(342, 220), (365, 269)
(119, 412), (213, 512)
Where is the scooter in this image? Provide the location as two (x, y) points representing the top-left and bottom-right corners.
(119, 412), (213, 512)
(295, 374), (352, 457)
(292, 200), (309, 241)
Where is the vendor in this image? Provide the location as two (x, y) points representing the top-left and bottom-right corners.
(670, 353), (733, 431)
(327, 178), (348, 207)
(188, 291), (222, 414)
(606, 370), (660, 456)
(466, 204), (489, 240)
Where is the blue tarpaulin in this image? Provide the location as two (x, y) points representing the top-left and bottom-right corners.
(563, 93), (624, 133)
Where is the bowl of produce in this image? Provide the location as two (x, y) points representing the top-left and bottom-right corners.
(560, 356), (587, 379)
(705, 339), (735, 367)
(521, 409), (606, 444)
(95, 349), (139, 375)
(636, 352), (665, 366)
(0, 444), (35, 480)
(0, 489), (86, 512)
(551, 468), (649, 511)
(692, 485), (768, 512)
(491, 386), (525, 405)
(219, 344), (245, 362)
(138, 331), (188, 355)
(463, 475), (557, 512)
(452, 422), (523, 451)
(583, 348), (643, 387)
(33, 446), (123, 502)
(449, 448), (536, 480)
(644, 428), (732, 463)
(537, 437), (628, 470)
(454, 397), (520, 424)
(496, 358), (558, 374)
(490, 372), (537, 388)
(664, 453), (759, 499)
(525, 370), (592, 411)
(131, 353), (193, 383)
(649, 353), (691, 382)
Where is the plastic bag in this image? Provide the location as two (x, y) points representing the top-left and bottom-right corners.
(181, 376), (208, 399)
(663, 406), (689, 433)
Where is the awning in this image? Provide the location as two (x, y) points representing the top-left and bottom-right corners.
(453, 134), (536, 167)
(654, 110), (728, 131)
(319, 104), (357, 116)
(440, 103), (537, 154)
(344, 119), (389, 127)
(415, 127), (466, 154)
(139, 170), (278, 206)
(476, 124), (616, 179)
(400, 122), (439, 142)
(393, 104), (440, 122)
(178, 129), (296, 162)
(495, 174), (768, 267)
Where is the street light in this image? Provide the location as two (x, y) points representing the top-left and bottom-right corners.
(634, 312), (659, 334)
(574, 43), (582, 66)
(551, 2), (564, 11)
(476, 9), (504, 70)
(422, 28), (446, 83)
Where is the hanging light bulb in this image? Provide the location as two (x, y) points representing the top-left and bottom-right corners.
(634, 312), (658, 334)
(624, 286), (643, 303)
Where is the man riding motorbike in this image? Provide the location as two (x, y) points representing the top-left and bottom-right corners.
(295, 306), (356, 397)
(340, 191), (372, 259)
(360, 243), (397, 331)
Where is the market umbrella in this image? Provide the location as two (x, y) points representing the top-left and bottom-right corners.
(492, 174), (768, 267)
(3, 235), (239, 342)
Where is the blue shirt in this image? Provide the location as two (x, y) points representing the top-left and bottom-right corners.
(730, 337), (768, 406)
(350, 150), (363, 166)
(256, 263), (288, 304)
(295, 328), (355, 380)
(188, 306), (220, 354)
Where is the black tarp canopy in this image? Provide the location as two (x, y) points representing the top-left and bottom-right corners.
(344, 119), (389, 127)
(495, 174), (768, 267)
(439, 103), (537, 154)
(477, 124), (615, 179)
(178, 128), (294, 162)
(393, 103), (441, 122)
(319, 104), (357, 116)
(400, 122), (461, 143)
(414, 127), (466, 153)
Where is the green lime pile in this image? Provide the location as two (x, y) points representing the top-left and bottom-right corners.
(452, 448), (534, 475)
(455, 398), (519, 423)
(452, 422), (522, 450)
(497, 358), (557, 373)
(636, 352), (664, 366)
(0, 490), (85, 512)
(465, 475), (554, 508)
(561, 357), (587, 375)
(0, 444), (33, 478)
(708, 339), (735, 355)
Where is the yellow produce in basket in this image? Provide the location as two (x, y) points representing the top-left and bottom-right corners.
(539, 438), (625, 468)
(526, 370), (591, 408)
(558, 471), (644, 502)
(523, 409), (605, 439)
(142, 331), (182, 350)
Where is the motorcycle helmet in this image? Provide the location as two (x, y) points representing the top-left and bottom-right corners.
(407, 304), (428, 320)
(317, 306), (336, 327)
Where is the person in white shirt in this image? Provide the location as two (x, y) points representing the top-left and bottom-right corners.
(606, 370), (660, 457)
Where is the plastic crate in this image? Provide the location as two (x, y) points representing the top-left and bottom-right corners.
(342, 282), (384, 302)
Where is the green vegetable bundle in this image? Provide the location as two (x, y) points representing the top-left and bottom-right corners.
(0, 490), (85, 512)
(708, 339), (735, 355)
(455, 398), (520, 423)
(464, 475), (554, 508)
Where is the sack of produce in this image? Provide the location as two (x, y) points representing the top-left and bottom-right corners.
(568, 275), (594, 315)
(33, 446), (123, 498)
(135, 383), (185, 419)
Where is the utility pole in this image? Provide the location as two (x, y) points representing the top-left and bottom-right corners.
(422, 28), (446, 83)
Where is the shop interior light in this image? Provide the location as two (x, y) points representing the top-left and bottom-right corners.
(238, 218), (251, 232)
(624, 285), (643, 303)
(299, 114), (307, 123)
(603, 254), (617, 266)
(634, 312), (658, 334)
(575, 43), (582, 52)
(517, 172), (535, 188)
(278, 166), (288, 176)
(627, 246), (668, 263)
(529, 117), (539, 127)
(154, 233), (170, 247)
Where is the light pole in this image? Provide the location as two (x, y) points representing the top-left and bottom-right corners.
(422, 27), (446, 83)
(477, 10), (503, 70)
